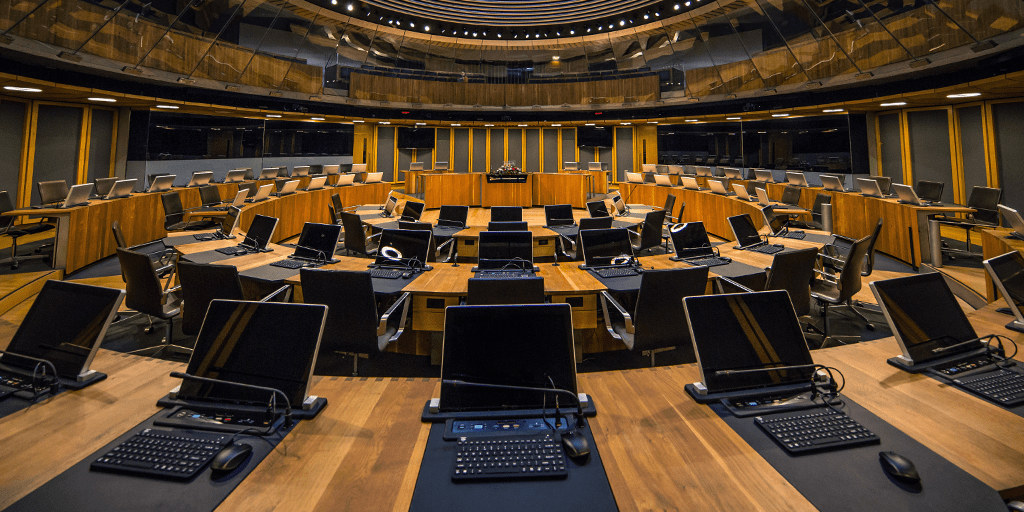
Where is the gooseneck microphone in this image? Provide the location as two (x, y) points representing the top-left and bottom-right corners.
(931, 334), (995, 354)
(714, 363), (822, 377)
(170, 372), (293, 428)
(442, 379), (584, 429)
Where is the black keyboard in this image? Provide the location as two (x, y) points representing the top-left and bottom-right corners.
(452, 433), (567, 481)
(683, 256), (732, 267)
(197, 206), (228, 212)
(215, 246), (249, 256)
(783, 231), (806, 240)
(755, 407), (879, 454)
(270, 259), (309, 269)
(370, 268), (405, 279)
(593, 267), (640, 278)
(934, 355), (998, 376)
(475, 270), (535, 279)
(750, 244), (785, 255)
(193, 233), (216, 241)
(91, 428), (232, 480)
(954, 368), (1024, 406)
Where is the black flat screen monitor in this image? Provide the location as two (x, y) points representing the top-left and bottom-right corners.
(545, 204), (575, 226)
(869, 272), (980, 365)
(180, 300), (326, 406)
(218, 207), (240, 235)
(580, 228), (634, 267)
(670, 222), (715, 259)
(4, 281), (124, 378)
(477, 231), (533, 270)
(397, 127), (435, 148)
(684, 291), (815, 394)
(985, 251), (1024, 331)
(576, 126), (613, 147)
(761, 205), (788, 236)
(293, 223), (342, 261)
(439, 304), (576, 412)
(728, 214), (763, 248)
(374, 228), (431, 268)
(241, 214), (278, 251)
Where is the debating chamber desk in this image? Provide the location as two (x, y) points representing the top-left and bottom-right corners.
(416, 172), (592, 209)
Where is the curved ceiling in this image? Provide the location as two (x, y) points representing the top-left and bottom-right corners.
(362, 0), (661, 27)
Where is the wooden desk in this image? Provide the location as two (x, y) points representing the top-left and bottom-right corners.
(421, 173), (483, 209)
(532, 173), (590, 208)
(404, 169), (430, 194)
(480, 175), (532, 208)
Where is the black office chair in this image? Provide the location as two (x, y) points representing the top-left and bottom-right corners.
(401, 200), (425, 222)
(810, 234), (874, 346)
(791, 193), (832, 230)
(161, 191), (217, 231)
(936, 186), (1002, 258)
(0, 191), (54, 269)
(915, 180), (945, 203)
(466, 277), (546, 305)
(437, 205), (469, 228)
(600, 267), (709, 366)
(555, 217), (614, 261)
(821, 218), (883, 277)
(661, 198), (684, 251)
(300, 269), (411, 376)
(398, 220), (455, 262)
(37, 180), (68, 206)
(487, 221), (528, 231)
(93, 177), (119, 198)
(544, 204), (575, 226)
(628, 209), (666, 254)
(198, 185), (222, 206)
(112, 220), (173, 278)
(587, 200), (610, 218)
(490, 206), (523, 222)
(116, 247), (186, 356)
(780, 185), (802, 207)
(340, 210), (380, 257)
(176, 261), (290, 337)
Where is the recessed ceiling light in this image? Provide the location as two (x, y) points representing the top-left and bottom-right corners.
(415, 122), (426, 125)
(726, 117), (741, 120)
(823, 108), (844, 113)
(621, 122), (631, 125)
(311, 117), (325, 120)
(772, 114), (789, 117)
(484, 124), (494, 127)
(353, 120), (364, 123)
(947, 92), (981, 98)
(155, 105), (179, 109)
(619, 20), (625, 26)
(648, 121), (658, 124)
(585, 123), (596, 126)
(451, 123), (461, 126)
(552, 56), (560, 61)
(552, 124), (561, 127)
(425, 26), (430, 31)
(685, 119), (698, 122)
(880, 102), (906, 107)
(569, 30), (574, 35)
(4, 86), (42, 92)
(380, 121), (390, 124)
(266, 114), (281, 117)
(674, 4), (680, 9)
(518, 124), (528, 127)
(89, 97), (116, 102)
(346, 2), (352, 9)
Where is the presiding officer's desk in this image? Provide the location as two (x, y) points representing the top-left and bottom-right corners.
(3, 306), (1024, 509)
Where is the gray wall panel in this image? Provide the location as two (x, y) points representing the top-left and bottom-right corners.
(615, 127), (633, 182)
(435, 129), (450, 163)
(87, 109), (114, 183)
(543, 129), (558, 172)
(908, 109), (954, 203)
(415, 148), (433, 166)
(994, 101), (1024, 213)
(878, 113), (904, 185)
(0, 101), (26, 204)
(33, 104), (82, 204)
(507, 129), (523, 169)
(489, 129), (505, 171)
(525, 129), (540, 174)
(472, 129), (487, 173)
(376, 127), (396, 181)
(561, 129), (576, 166)
(957, 106), (987, 199)
(453, 128), (469, 173)
(397, 148), (412, 173)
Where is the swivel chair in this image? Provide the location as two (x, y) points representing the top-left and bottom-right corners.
(466, 277), (546, 305)
(0, 191), (54, 269)
(629, 209), (666, 254)
(936, 186), (1002, 258)
(340, 210), (380, 257)
(116, 247), (185, 356)
(810, 234), (874, 346)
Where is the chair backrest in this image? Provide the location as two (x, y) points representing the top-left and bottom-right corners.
(586, 200), (610, 218)
(37, 180), (69, 205)
(781, 185), (802, 206)
(116, 248), (167, 316)
(111, 220), (127, 249)
(160, 191), (185, 229)
(340, 210), (371, 255)
(467, 277), (545, 305)
(967, 186), (1002, 224)
(438, 205), (469, 227)
(861, 217), (884, 276)
(636, 209), (667, 250)
(487, 221), (528, 231)
(490, 206), (523, 222)
(915, 180), (945, 202)
(835, 234), (873, 302)
(402, 201), (425, 221)
(0, 191), (16, 231)
(328, 203), (339, 224)
(300, 269), (381, 354)
(176, 261), (246, 335)
(331, 193), (343, 214)
(94, 177), (119, 197)
(631, 267), (708, 361)
(764, 248), (819, 317)
(663, 194), (677, 219)
(199, 185), (221, 206)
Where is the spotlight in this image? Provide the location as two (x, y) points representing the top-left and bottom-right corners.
(619, 20), (625, 26)
(473, 32), (477, 37)
(644, 13), (649, 19)
(685, 1), (690, 5)
(655, 11), (660, 16)
(346, 3), (352, 9)
(556, 31), (560, 36)
(410, 22), (414, 27)
(425, 26), (430, 31)
(587, 27), (591, 32)
(570, 29), (575, 34)
(674, 4), (680, 9)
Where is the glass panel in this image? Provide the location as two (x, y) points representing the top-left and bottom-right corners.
(932, 0), (1024, 41)
(267, 10), (317, 92)
(663, 20), (723, 97)
(610, 32), (645, 71)
(815, 0), (911, 70)
(879, 2), (972, 58)
(739, 116), (851, 172)
(755, 0), (856, 80)
(691, 9), (765, 93)
(724, 1), (807, 87)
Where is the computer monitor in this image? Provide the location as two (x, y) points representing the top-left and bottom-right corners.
(873, 176), (892, 195)
(383, 195), (398, 217)
(857, 178), (883, 197)
(786, 171), (808, 187)
(625, 172), (644, 183)
(983, 251), (1024, 333)
(707, 178), (730, 195)
(544, 204), (575, 227)
(335, 174), (355, 186)
(61, 184), (93, 208)
(248, 184), (273, 202)
(477, 231), (533, 270)
(727, 213), (764, 249)
(291, 166), (310, 177)
(684, 290), (815, 394)
(293, 223), (342, 262)
(892, 183), (930, 205)
(681, 176), (701, 190)
(217, 206), (241, 236)
(179, 300), (326, 406)
(753, 169), (774, 183)
(654, 174), (673, 187)
(999, 205), (1024, 241)
(410, 162), (424, 171)
(374, 228), (431, 268)
(3, 280), (124, 380)
(732, 183), (754, 201)
(224, 169), (246, 183)
(323, 165), (340, 175)
(580, 228), (634, 267)
(761, 205), (791, 236)
(364, 172), (383, 183)
(274, 179), (300, 196)
(722, 167), (745, 180)
(669, 222), (715, 259)
(147, 175), (175, 193)
(186, 171), (213, 188)
(241, 214), (278, 251)
(820, 174), (846, 192)
(870, 273), (981, 366)
(586, 200), (610, 218)
(695, 166), (713, 177)
(612, 194), (626, 216)
(104, 179), (137, 199)
(439, 304), (576, 413)
(258, 168), (279, 180)
(305, 175), (327, 191)
(755, 187), (771, 205)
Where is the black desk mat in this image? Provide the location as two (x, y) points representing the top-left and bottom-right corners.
(6, 411), (296, 512)
(163, 234), (209, 247)
(712, 399), (1006, 512)
(239, 263), (302, 283)
(180, 249), (238, 265)
(408, 422), (617, 512)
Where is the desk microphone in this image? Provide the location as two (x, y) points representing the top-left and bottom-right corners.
(1, 350), (61, 396)
(293, 245), (329, 265)
(618, 186), (639, 216)
(931, 335), (995, 354)
(442, 379), (584, 429)
(714, 363), (822, 377)
(170, 372), (293, 428)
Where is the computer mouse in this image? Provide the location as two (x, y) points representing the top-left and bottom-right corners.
(561, 431), (591, 459)
(879, 451), (920, 483)
(402, 271), (413, 278)
(210, 442), (253, 473)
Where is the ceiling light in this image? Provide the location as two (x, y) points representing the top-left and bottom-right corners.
(266, 114), (281, 117)
(685, 119), (698, 122)
(88, 97), (116, 102)
(619, 20), (625, 26)
(155, 105), (179, 109)
(648, 121), (658, 124)
(644, 14), (649, 19)
(536, 33), (540, 38)
(410, 22), (415, 27)
(380, 121), (390, 124)
(518, 124), (528, 127)
(346, 3), (352, 9)
(685, 1), (690, 5)
(312, 117), (325, 120)
(586, 28), (591, 33)
(556, 32), (560, 36)
(552, 124), (561, 127)
(655, 11), (660, 16)
(585, 123), (596, 126)
(473, 32), (477, 37)
(425, 26), (430, 31)
(880, 102), (906, 107)
(353, 120), (364, 122)
(823, 108), (844, 113)
(726, 117), (741, 120)
(331, 0), (336, 4)
(526, 34), (530, 38)
(497, 33), (501, 38)
(4, 86), (42, 92)
(569, 30), (574, 35)
(484, 124), (494, 127)
(621, 122), (631, 125)
(947, 92), (981, 98)
(674, 4), (680, 9)
(451, 123), (461, 126)
(416, 122), (426, 125)
(772, 114), (789, 117)
(552, 56), (560, 61)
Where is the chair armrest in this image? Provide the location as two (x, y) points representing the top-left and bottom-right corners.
(259, 284), (292, 303)
(378, 292), (412, 341)
(716, 276), (754, 293)
(436, 238), (456, 262)
(599, 291), (633, 335)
